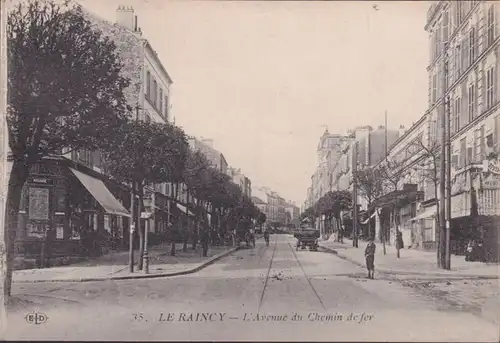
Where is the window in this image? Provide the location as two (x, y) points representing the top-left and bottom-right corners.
(454, 97), (461, 132)
(486, 67), (496, 109)
(480, 126), (485, 160)
(153, 79), (158, 107)
(487, 6), (495, 47)
(495, 115), (500, 147)
(146, 71), (151, 99)
(468, 27), (475, 64)
(474, 129), (481, 161)
(432, 74), (437, 103)
(460, 137), (467, 167)
(455, 45), (462, 78)
(456, 2), (462, 25)
(164, 95), (169, 119)
(159, 88), (163, 113)
(443, 10), (449, 43)
(462, 35), (469, 71)
(467, 84), (475, 122)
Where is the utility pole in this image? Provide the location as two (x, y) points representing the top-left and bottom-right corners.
(129, 104), (141, 273)
(353, 140), (359, 248)
(438, 42), (447, 269)
(444, 45), (452, 271)
(381, 111), (388, 255)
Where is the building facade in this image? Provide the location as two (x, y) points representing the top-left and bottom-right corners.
(188, 137), (228, 175)
(14, 5), (177, 267)
(419, 0), (500, 259)
(252, 186), (286, 225)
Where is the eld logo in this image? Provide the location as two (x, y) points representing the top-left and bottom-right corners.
(25, 311), (48, 325)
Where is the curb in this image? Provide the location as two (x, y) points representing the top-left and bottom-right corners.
(319, 244), (499, 279)
(14, 247), (240, 283)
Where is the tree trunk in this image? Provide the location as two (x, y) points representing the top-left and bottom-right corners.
(183, 220), (188, 252)
(170, 240), (176, 256)
(3, 161), (29, 300)
(137, 183), (144, 270)
(377, 208), (386, 255)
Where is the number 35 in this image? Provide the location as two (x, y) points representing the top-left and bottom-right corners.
(133, 313), (144, 321)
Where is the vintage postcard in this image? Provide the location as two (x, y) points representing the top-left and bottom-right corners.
(0, 0), (499, 341)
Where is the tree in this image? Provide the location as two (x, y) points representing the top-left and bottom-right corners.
(353, 166), (385, 239)
(102, 121), (189, 269)
(257, 212), (267, 228)
(410, 133), (444, 267)
(376, 157), (408, 255)
(4, 0), (130, 299)
(314, 190), (352, 239)
(300, 206), (317, 224)
(183, 150), (211, 250)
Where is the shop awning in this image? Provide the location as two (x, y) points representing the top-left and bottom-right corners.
(69, 168), (130, 217)
(176, 203), (195, 216)
(409, 206), (436, 222)
(361, 212), (376, 225)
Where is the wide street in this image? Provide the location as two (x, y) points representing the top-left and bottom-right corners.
(5, 234), (499, 342)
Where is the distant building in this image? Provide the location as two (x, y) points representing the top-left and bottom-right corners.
(188, 137), (229, 174)
(228, 168), (252, 198)
(252, 186), (286, 225)
(285, 201), (300, 226)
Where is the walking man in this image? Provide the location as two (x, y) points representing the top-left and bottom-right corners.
(365, 237), (376, 279)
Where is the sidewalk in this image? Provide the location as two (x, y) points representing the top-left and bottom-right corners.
(13, 243), (238, 283)
(319, 239), (499, 279)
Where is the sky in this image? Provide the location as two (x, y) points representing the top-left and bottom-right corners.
(74, 0), (430, 205)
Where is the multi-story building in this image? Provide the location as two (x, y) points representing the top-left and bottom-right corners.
(285, 201), (300, 226)
(417, 0), (500, 258)
(252, 186), (286, 225)
(305, 125), (400, 237)
(188, 137), (228, 175)
(14, 5), (177, 266)
(228, 168), (252, 198)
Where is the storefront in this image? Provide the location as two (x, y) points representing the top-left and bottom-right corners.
(373, 184), (422, 247)
(15, 158), (131, 267)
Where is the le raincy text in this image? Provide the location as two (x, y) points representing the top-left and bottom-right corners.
(132, 312), (374, 323)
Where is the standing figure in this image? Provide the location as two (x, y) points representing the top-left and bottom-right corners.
(264, 228), (270, 246)
(365, 237), (376, 279)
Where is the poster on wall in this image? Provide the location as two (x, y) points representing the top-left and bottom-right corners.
(29, 187), (49, 220)
(26, 223), (46, 238)
(56, 224), (64, 239)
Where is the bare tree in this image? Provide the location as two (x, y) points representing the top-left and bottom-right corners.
(353, 166), (385, 240)
(376, 157), (408, 255)
(410, 133), (444, 268)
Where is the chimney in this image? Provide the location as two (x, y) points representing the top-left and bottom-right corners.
(202, 138), (214, 148)
(399, 125), (406, 136)
(116, 5), (135, 31)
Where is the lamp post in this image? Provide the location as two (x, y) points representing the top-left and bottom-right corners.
(143, 213), (149, 274)
(352, 140), (359, 248)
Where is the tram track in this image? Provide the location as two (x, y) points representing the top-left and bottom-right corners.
(288, 242), (327, 312)
(256, 236), (328, 313)
(257, 238), (278, 313)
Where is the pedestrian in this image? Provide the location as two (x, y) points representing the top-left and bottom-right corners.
(365, 237), (376, 279)
(201, 228), (209, 257)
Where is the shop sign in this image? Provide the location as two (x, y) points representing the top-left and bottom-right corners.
(29, 177), (53, 185)
(481, 173), (500, 189)
(483, 159), (500, 175)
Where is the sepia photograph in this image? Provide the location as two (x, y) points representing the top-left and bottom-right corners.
(0, 0), (499, 341)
